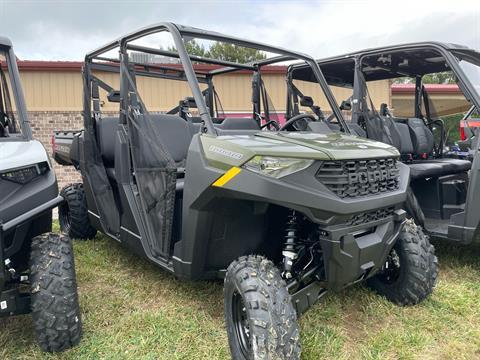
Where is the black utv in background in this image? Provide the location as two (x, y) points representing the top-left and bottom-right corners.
(0, 37), (82, 351)
(287, 42), (480, 245)
(53, 23), (437, 359)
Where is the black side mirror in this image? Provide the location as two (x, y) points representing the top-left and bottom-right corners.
(300, 96), (314, 107)
(340, 100), (351, 111)
(184, 97), (197, 108)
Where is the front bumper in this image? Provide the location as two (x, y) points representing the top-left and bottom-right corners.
(319, 209), (406, 290)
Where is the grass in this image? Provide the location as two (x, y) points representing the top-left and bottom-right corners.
(1, 229), (480, 359)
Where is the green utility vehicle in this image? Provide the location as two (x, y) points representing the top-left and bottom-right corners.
(52, 24), (437, 359)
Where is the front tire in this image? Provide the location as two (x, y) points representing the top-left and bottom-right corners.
(367, 219), (438, 305)
(224, 255), (301, 360)
(59, 183), (96, 240)
(29, 233), (82, 352)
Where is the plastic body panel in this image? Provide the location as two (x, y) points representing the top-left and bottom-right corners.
(171, 135), (409, 288)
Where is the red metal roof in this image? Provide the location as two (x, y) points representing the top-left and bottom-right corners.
(391, 83), (460, 94)
(15, 60), (287, 74)
(17, 60), (84, 71)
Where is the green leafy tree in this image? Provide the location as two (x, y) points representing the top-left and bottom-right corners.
(421, 71), (456, 84)
(168, 40), (266, 63)
(393, 71), (456, 84)
(207, 42), (266, 63)
(168, 40), (209, 57)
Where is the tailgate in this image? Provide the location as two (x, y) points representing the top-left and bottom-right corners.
(52, 130), (82, 166)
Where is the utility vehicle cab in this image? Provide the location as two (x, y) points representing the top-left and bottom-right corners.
(288, 42), (480, 244)
(55, 24), (437, 359)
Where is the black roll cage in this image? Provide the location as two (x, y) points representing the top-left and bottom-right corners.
(287, 42), (480, 121)
(83, 22), (348, 135)
(0, 43), (31, 140)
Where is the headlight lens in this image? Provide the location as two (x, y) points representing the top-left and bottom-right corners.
(242, 156), (314, 178)
(0, 162), (49, 184)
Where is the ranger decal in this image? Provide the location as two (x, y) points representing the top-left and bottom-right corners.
(208, 145), (244, 160)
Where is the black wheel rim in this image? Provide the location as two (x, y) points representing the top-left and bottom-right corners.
(59, 202), (71, 233)
(378, 248), (401, 284)
(232, 291), (251, 357)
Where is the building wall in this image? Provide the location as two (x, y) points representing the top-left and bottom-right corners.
(392, 94), (470, 117)
(19, 69), (391, 112)
(29, 111), (83, 190)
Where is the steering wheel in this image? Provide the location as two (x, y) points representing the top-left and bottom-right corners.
(279, 114), (317, 131)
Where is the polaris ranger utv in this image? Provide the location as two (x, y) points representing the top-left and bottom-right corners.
(287, 42), (480, 245)
(0, 37), (82, 351)
(53, 23), (437, 359)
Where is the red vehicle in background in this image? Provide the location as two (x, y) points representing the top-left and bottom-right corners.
(460, 105), (480, 140)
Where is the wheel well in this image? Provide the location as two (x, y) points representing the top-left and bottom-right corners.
(4, 211), (52, 272)
(203, 200), (300, 271)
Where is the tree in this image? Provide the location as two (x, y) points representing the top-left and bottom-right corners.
(421, 71), (456, 84)
(207, 42), (266, 63)
(392, 71), (456, 84)
(168, 40), (208, 57)
(168, 39), (266, 63)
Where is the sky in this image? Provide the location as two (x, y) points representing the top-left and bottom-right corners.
(0, 0), (478, 61)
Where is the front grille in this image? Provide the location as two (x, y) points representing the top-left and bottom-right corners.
(346, 207), (395, 226)
(315, 158), (400, 198)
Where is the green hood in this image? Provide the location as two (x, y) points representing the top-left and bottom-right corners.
(201, 132), (399, 169)
(255, 132), (399, 159)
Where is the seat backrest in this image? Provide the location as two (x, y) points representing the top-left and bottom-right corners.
(217, 117), (261, 130)
(394, 122), (414, 155)
(365, 114), (402, 150)
(96, 115), (195, 165)
(149, 114), (193, 162)
(407, 118), (434, 155)
(96, 117), (119, 166)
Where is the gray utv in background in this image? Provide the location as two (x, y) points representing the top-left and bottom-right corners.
(287, 42), (480, 246)
(0, 37), (82, 352)
(52, 23), (437, 359)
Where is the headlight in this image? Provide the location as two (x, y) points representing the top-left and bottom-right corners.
(242, 156), (314, 178)
(0, 162), (49, 184)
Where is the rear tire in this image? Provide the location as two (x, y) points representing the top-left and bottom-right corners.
(366, 219), (438, 305)
(59, 183), (96, 240)
(224, 255), (301, 360)
(29, 233), (82, 352)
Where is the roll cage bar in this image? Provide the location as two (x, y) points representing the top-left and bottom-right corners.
(0, 41), (31, 140)
(83, 22), (348, 135)
(287, 42), (480, 119)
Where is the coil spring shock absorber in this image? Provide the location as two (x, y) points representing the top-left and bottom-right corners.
(283, 211), (299, 279)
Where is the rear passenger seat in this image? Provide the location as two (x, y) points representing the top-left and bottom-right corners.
(95, 115), (261, 181)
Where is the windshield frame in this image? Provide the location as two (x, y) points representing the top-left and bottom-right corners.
(0, 44), (31, 141)
(451, 49), (480, 104)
